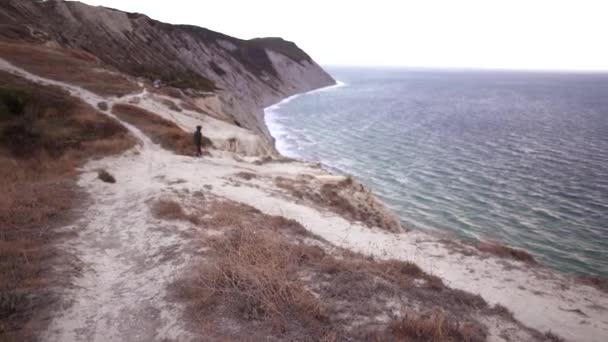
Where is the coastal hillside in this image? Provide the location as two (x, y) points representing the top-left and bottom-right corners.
(1, 1), (607, 342)
(0, 0), (335, 148)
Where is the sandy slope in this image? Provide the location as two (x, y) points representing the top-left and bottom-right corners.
(2, 58), (607, 342)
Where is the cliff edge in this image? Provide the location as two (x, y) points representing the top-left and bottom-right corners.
(0, 0), (335, 151)
(2, 1), (606, 342)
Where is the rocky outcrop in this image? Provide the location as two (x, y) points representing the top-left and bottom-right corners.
(0, 0), (336, 150)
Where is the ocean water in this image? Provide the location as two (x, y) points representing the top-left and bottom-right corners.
(266, 67), (608, 278)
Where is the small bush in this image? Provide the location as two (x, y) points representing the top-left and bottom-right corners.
(0, 87), (30, 118)
(234, 172), (257, 181)
(97, 169), (115, 183)
(97, 101), (109, 111)
(476, 242), (536, 264)
(544, 331), (565, 342)
(389, 311), (486, 342)
(151, 199), (198, 224)
(486, 303), (514, 319)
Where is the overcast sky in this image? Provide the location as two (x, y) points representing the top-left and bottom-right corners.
(75, 0), (608, 71)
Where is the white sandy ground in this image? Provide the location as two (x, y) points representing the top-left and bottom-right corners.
(2, 58), (608, 341)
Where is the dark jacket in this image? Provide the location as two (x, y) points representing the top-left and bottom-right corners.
(194, 130), (202, 146)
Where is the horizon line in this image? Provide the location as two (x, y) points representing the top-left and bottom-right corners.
(320, 63), (608, 74)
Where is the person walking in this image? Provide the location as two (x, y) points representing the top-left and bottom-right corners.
(193, 125), (203, 157)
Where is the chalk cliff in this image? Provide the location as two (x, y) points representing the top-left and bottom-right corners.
(0, 0), (335, 151)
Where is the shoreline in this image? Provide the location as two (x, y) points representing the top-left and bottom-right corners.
(261, 83), (608, 341)
(263, 80), (608, 281)
(264, 80), (347, 157)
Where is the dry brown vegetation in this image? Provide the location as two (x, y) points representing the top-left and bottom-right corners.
(0, 41), (140, 97)
(0, 72), (136, 341)
(389, 311), (484, 342)
(578, 276), (608, 294)
(543, 331), (565, 342)
(151, 198), (199, 225)
(171, 197), (544, 341)
(319, 178), (372, 225)
(476, 242), (536, 264)
(275, 176), (401, 232)
(112, 104), (212, 155)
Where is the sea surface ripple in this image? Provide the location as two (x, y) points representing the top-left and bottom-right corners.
(265, 67), (608, 277)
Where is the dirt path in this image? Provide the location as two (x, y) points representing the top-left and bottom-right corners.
(41, 148), (200, 341)
(1, 58), (201, 341)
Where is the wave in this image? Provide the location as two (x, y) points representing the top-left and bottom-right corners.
(262, 69), (608, 277)
(264, 80), (347, 157)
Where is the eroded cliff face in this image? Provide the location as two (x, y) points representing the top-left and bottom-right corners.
(0, 0), (335, 150)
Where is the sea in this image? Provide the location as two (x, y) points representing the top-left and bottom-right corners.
(265, 66), (608, 278)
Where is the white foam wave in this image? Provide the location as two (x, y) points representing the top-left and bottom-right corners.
(305, 80), (347, 95)
(264, 80), (346, 158)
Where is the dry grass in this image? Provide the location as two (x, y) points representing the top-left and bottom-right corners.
(0, 72), (135, 340)
(388, 311), (485, 342)
(151, 199), (199, 224)
(275, 176), (306, 199)
(0, 73), (136, 160)
(543, 331), (565, 342)
(0, 41), (139, 97)
(196, 200), (310, 237)
(275, 176), (400, 231)
(476, 242), (536, 264)
(172, 198), (512, 341)
(194, 229), (329, 335)
(320, 180), (364, 221)
(112, 104), (212, 155)
(578, 276), (608, 294)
